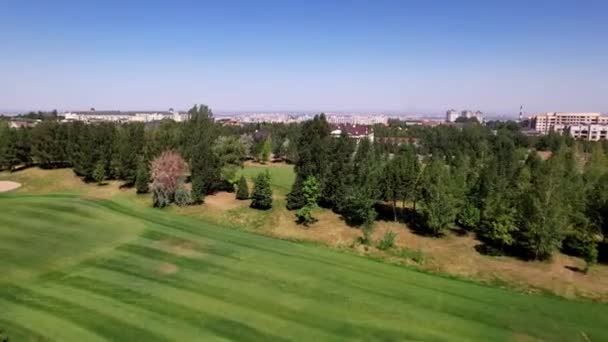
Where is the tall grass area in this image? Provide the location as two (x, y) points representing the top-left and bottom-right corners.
(1, 193), (607, 341)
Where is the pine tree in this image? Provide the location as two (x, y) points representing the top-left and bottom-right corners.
(287, 114), (330, 209)
(185, 104), (220, 204)
(319, 131), (354, 210)
(260, 137), (272, 163)
(236, 175), (249, 200)
(250, 171), (273, 210)
(135, 161), (150, 193)
(295, 176), (319, 225)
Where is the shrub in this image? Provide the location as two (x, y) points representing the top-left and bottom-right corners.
(152, 182), (171, 208)
(296, 205), (317, 226)
(174, 183), (192, 207)
(378, 230), (397, 250)
(457, 203), (480, 230)
(236, 175), (249, 200)
(250, 171), (273, 210)
(93, 161), (106, 185)
(190, 173), (206, 204)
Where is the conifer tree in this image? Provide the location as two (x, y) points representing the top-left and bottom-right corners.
(251, 171), (273, 210)
(236, 175), (249, 200)
(93, 161), (106, 185)
(287, 114), (330, 209)
(135, 161), (150, 194)
(320, 131), (354, 210)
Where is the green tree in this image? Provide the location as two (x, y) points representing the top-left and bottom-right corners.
(260, 136), (272, 163)
(135, 161), (150, 193)
(236, 175), (249, 200)
(296, 176), (319, 225)
(186, 104), (220, 203)
(319, 131), (355, 210)
(419, 157), (456, 235)
(213, 135), (246, 186)
(518, 150), (570, 260)
(93, 161), (106, 185)
(250, 171), (273, 210)
(287, 114), (330, 209)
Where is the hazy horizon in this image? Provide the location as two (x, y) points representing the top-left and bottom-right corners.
(1, 1), (607, 114)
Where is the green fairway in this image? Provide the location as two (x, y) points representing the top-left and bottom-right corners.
(238, 163), (295, 194)
(1, 194), (607, 341)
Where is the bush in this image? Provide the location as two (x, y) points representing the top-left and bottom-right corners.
(296, 205), (317, 226)
(378, 230), (397, 250)
(236, 175), (249, 200)
(250, 171), (273, 210)
(152, 182), (171, 208)
(93, 161), (106, 185)
(457, 203), (480, 230)
(190, 174), (206, 204)
(174, 183), (192, 207)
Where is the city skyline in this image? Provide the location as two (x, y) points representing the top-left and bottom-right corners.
(1, 1), (607, 113)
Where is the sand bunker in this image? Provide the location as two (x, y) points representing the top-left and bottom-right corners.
(0, 181), (21, 193)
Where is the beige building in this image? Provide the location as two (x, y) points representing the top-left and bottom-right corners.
(531, 112), (608, 134)
(566, 124), (608, 141)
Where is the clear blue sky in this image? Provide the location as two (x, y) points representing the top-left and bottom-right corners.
(1, 0), (606, 114)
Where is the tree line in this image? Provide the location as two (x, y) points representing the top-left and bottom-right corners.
(1, 109), (607, 269)
(286, 115), (606, 270)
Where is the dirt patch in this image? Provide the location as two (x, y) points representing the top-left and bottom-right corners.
(204, 192), (246, 211)
(158, 239), (203, 259)
(156, 262), (179, 275)
(0, 181), (21, 192)
(372, 222), (608, 300)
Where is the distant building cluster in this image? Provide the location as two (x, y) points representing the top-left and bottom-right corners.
(325, 114), (388, 126)
(531, 112), (608, 141)
(330, 124), (375, 142)
(445, 109), (485, 123)
(63, 109), (189, 123)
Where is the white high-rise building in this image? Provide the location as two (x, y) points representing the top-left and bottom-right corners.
(446, 109), (459, 122)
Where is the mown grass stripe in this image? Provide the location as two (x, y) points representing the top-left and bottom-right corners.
(0, 286), (169, 342)
(0, 299), (106, 342)
(59, 274), (309, 341)
(83, 257), (450, 341)
(0, 318), (51, 342)
(28, 282), (225, 341)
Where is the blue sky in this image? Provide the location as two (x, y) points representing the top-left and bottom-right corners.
(1, 0), (607, 114)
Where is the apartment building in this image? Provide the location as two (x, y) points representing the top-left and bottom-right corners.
(63, 109), (189, 123)
(566, 124), (608, 141)
(445, 109), (484, 123)
(531, 112), (608, 134)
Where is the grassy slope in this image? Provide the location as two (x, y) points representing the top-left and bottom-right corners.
(1, 194), (607, 341)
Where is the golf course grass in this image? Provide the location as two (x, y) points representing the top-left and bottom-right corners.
(1, 193), (607, 341)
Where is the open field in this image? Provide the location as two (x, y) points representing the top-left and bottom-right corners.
(238, 162), (295, 195)
(1, 193), (608, 341)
